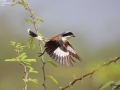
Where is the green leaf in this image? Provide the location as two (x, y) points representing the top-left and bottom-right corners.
(21, 46), (26, 48)
(27, 65), (33, 69)
(115, 80), (120, 86)
(21, 54), (27, 60)
(37, 32), (45, 44)
(22, 59), (36, 63)
(27, 36), (37, 50)
(10, 42), (26, 52)
(22, 0), (26, 4)
(27, 66), (38, 73)
(31, 11), (35, 14)
(23, 62), (31, 65)
(111, 80), (120, 90)
(35, 24), (40, 27)
(10, 41), (16, 46)
(15, 43), (21, 47)
(37, 32), (43, 37)
(47, 60), (57, 67)
(25, 18), (33, 23)
(23, 78), (28, 83)
(28, 78), (38, 83)
(17, 53), (26, 60)
(112, 85), (117, 90)
(47, 75), (58, 84)
(29, 70), (38, 73)
(36, 17), (44, 22)
(12, 2), (16, 6)
(12, 1), (22, 6)
(100, 81), (115, 90)
(5, 58), (16, 62)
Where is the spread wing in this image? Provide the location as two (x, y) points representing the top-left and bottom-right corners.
(45, 39), (82, 66)
(65, 41), (82, 62)
(45, 40), (74, 66)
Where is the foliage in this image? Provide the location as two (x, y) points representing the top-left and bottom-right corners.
(47, 60), (57, 67)
(5, 41), (38, 90)
(100, 80), (120, 90)
(47, 75), (58, 84)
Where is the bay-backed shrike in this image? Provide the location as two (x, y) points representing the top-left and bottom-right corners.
(27, 29), (82, 66)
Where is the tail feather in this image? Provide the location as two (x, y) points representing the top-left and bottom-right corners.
(27, 29), (43, 41)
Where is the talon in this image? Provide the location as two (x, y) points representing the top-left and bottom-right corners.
(38, 50), (45, 57)
(38, 53), (44, 57)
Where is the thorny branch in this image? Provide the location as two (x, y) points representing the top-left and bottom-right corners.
(16, 49), (29, 90)
(61, 56), (120, 90)
(26, 4), (47, 90)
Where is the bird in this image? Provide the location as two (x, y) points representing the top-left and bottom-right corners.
(27, 29), (82, 66)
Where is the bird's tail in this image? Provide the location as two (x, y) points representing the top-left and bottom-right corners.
(27, 29), (43, 41)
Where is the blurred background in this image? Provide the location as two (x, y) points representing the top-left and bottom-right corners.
(0, 0), (120, 90)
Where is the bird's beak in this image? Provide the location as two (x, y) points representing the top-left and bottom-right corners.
(72, 35), (75, 37)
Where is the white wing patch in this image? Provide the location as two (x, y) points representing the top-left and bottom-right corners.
(53, 47), (69, 57)
(67, 46), (76, 54)
(35, 36), (43, 41)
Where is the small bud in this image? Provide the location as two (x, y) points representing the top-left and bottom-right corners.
(73, 75), (76, 79)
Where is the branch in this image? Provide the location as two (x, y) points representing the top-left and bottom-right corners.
(61, 56), (120, 90)
(20, 62), (29, 90)
(16, 49), (29, 90)
(26, 4), (47, 90)
(39, 41), (47, 90)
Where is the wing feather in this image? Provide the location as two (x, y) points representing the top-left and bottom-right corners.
(45, 39), (81, 66)
(45, 40), (74, 66)
(65, 41), (82, 61)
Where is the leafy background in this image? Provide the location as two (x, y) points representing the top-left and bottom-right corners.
(0, 0), (120, 90)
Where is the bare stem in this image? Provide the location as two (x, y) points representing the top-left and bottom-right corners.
(61, 56), (120, 90)
(39, 41), (47, 90)
(20, 62), (29, 90)
(26, 4), (47, 90)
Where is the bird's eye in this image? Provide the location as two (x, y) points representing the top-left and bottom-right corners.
(62, 32), (73, 37)
(67, 32), (72, 36)
(63, 34), (67, 36)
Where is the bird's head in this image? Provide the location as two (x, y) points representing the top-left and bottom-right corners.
(61, 31), (75, 40)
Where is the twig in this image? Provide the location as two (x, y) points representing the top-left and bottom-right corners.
(16, 49), (29, 90)
(39, 41), (47, 90)
(26, 4), (47, 90)
(61, 56), (120, 90)
(20, 62), (29, 90)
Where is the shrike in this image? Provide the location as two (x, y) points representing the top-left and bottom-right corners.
(27, 29), (82, 66)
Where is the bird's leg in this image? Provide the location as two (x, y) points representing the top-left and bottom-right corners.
(38, 50), (46, 57)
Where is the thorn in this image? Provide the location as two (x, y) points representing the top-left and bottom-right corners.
(110, 57), (112, 60)
(73, 75), (76, 79)
(69, 82), (72, 86)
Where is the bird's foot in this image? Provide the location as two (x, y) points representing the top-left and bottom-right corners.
(38, 50), (45, 57)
